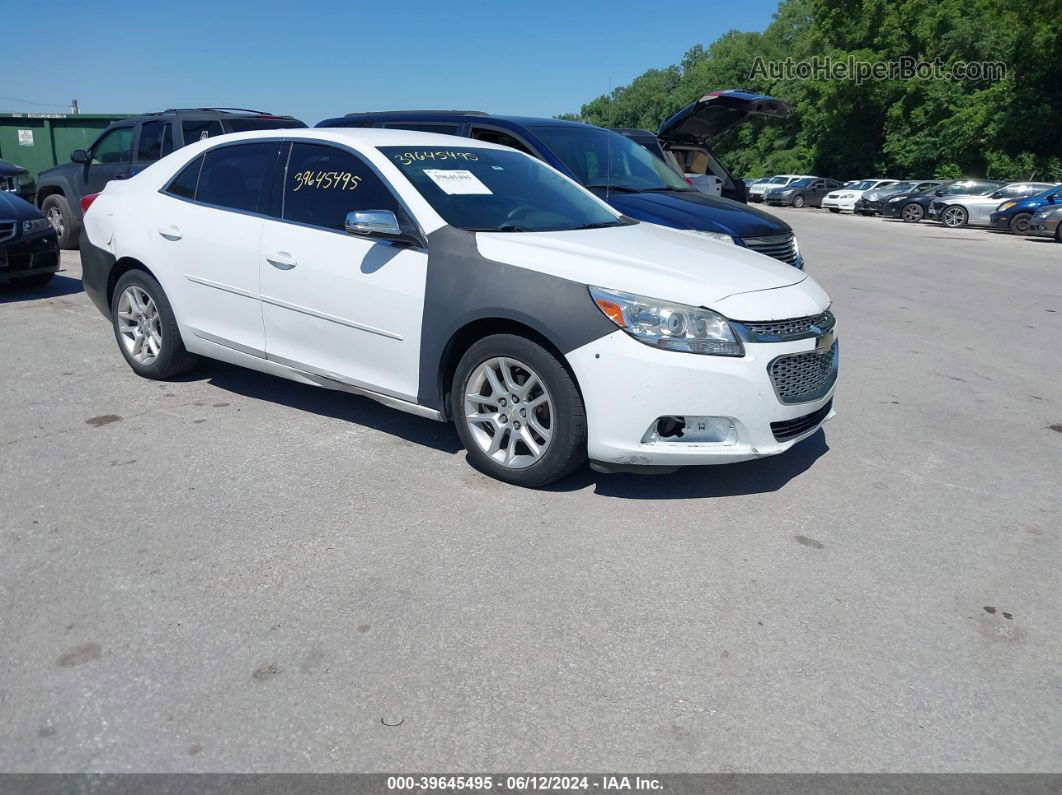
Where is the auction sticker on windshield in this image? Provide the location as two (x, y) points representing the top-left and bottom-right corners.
(423, 169), (493, 195)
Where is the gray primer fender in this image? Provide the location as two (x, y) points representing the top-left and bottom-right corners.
(416, 225), (617, 411)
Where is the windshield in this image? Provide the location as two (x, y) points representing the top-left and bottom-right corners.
(529, 125), (692, 193)
(881, 181), (916, 194)
(848, 181), (876, 190)
(788, 177), (815, 187)
(766, 176), (788, 184)
(380, 146), (626, 233)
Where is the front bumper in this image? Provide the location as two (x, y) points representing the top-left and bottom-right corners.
(0, 230), (60, 282)
(856, 199), (882, 214)
(821, 197), (856, 211)
(567, 330), (837, 468)
(988, 212), (1010, 229)
(1029, 216), (1060, 238)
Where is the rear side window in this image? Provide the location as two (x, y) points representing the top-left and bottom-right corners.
(137, 121), (172, 162)
(165, 156), (203, 199)
(283, 143), (403, 230)
(470, 127), (533, 155)
(196, 143), (279, 212)
(182, 119), (224, 145)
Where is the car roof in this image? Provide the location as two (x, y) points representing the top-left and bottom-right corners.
(173, 126), (521, 151)
(320, 110), (596, 130)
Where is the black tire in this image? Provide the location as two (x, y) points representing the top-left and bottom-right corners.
(1056, 223), (1062, 244)
(451, 333), (586, 487)
(41, 194), (78, 250)
(901, 203), (924, 222)
(1009, 212), (1032, 235)
(12, 272), (54, 289)
(828, 208), (841, 213)
(792, 194), (806, 208)
(110, 269), (199, 380)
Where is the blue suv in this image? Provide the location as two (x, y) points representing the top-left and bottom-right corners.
(317, 102), (803, 269)
(989, 184), (1062, 234)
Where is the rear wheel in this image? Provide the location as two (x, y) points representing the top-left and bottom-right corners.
(941, 205), (968, 228)
(41, 194), (78, 249)
(110, 270), (199, 379)
(451, 334), (586, 487)
(901, 203), (924, 222)
(1009, 212), (1032, 235)
(792, 194), (806, 208)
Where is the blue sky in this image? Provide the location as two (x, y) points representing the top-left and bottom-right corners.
(2, 0), (780, 124)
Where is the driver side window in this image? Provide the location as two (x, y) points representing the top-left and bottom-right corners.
(283, 143), (405, 231)
(91, 127), (134, 165)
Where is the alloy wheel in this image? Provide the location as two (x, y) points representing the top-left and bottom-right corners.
(942, 206), (967, 228)
(463, 356), (554, 469)
(47, 206), (64, 236)
(116, 285), (162, 365)
(901, 204), (923, 222)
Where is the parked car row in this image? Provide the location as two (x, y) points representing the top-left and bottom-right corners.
(748, 172), (1062, 242)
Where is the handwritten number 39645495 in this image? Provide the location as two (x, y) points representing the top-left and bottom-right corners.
(292, 171), (363, 191)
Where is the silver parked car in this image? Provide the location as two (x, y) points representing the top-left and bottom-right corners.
(931, 182), (1057, 228)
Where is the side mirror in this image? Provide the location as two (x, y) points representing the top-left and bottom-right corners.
(344, 210), (422, 246)
(70, 149), (90, 165)
(1047, 193), (1059, 204)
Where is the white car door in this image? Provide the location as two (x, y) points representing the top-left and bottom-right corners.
(259, 141), (428, 402)
(155, 141), (283, 356)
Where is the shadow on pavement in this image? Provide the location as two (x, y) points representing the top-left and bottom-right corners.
(0, 274), (83, 304)
(197, 360), (463, 455)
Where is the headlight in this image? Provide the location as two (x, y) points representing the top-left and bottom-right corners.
(888, 196), (904, 202)
(589, 286), (744, 356)
(17, 172), (34, 187)
(998, 201), (1017, 211)
(682, 230), (736, 245)
(23, 218), (51, 235)
(841, 193), (854, 198)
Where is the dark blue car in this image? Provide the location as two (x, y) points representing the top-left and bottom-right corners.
(989, 184), (1062, 234)
(317, 101), (803, 268)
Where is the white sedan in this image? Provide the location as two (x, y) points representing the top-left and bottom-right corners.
(80, 128), (837, 486)
(821, 179), (898, 213)
(930, 182), (1057, 228)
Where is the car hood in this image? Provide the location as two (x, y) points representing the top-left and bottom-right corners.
(602, 190), (790, 238)
(657, 90), (790, 146)
(0, 160), (28, 177)
(0, 190), (44, 221)
(473, 221), (821, 318)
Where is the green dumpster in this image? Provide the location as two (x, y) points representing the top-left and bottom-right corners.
(0, 112), (132, 183)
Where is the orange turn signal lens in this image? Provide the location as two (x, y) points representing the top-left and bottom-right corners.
(594, 298), (627, 327)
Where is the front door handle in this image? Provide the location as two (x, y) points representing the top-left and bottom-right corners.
(158, 225), (182, 241)
(266, 252), (297, 270)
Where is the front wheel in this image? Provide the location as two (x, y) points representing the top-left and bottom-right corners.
(792, 194), (806, 208)
(111, 270), (199, 379)
(828, 208), (841, 213)
(451, 334), (586, 487)
(941, 205), (968, 228)
(41, 194), (78, 249)
(1009, 212), (1032, 235)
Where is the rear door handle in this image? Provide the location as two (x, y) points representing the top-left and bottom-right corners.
(158, 225), (182, 241)
(266, 252), (297, 270)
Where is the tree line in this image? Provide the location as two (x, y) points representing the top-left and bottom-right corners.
(559, 0), (1062, 181)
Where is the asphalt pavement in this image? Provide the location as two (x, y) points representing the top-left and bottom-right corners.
(1, 209), (1059, 772)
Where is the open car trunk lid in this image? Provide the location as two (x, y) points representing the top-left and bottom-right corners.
(657, 90), (790, 146)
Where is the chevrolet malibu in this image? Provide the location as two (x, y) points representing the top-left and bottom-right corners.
(80, 129), (837, 487)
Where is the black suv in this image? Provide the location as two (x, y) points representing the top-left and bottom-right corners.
(35, 108), (306, 248)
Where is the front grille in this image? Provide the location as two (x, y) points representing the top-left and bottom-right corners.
(768, 341), (838, 404)
(742, 232), (799, 266)
(771, 399), (833, 442)
(0, 221), (17, 244)
(738, 310), (834, 341)
(866, 200), (883, 210)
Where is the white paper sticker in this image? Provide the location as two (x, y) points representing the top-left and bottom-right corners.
(17, 129), (33, 146)
(423, 169), (492, 195)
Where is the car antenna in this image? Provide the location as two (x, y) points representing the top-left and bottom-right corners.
(606, 77), (613, 198)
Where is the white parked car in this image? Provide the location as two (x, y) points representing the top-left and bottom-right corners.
(747, 174), (815, 202)
(821, 179), (898, 213)
(929, 182), (1058, 228)
(80, 128), (837, 486)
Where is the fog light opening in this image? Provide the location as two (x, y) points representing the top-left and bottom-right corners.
(642, 416), (738, 445)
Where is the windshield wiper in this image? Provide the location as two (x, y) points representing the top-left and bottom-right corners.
(584, 183), (642, 193)
(569, 221), (622, 230)
(638, 186), (693, 193)
(465, 223), (529, 233)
